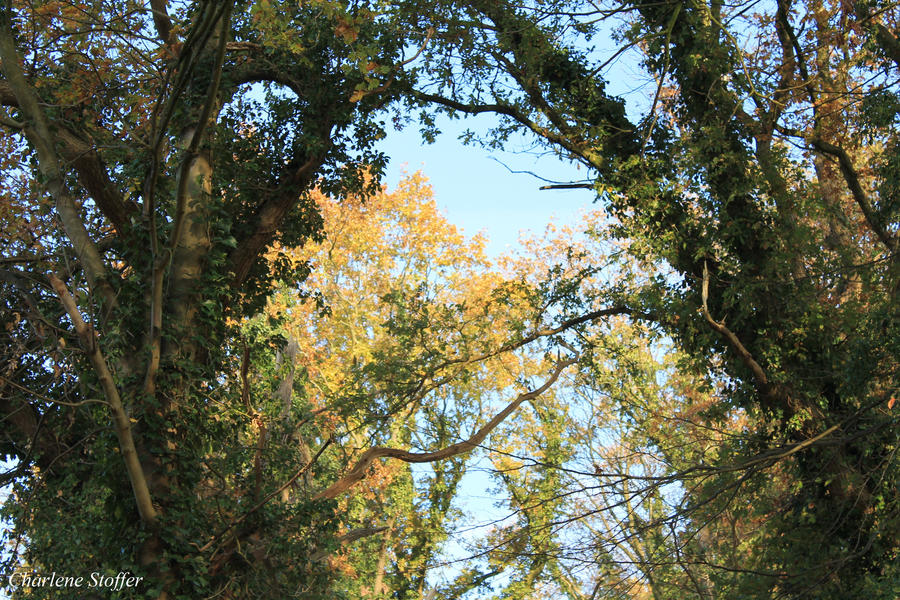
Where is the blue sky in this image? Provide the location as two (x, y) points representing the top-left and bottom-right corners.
(373, 39), (652, 257)
(377, 113), (599, 257)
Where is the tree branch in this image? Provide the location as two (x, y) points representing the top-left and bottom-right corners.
(415, 91), (594, 167)
(0, 13), (116, 307)
(0, 80), (134, 234)
(149, 0), (173, 43)
(48, 274), (157, 525)
(168, 1), (232, 255)
(539, 183), (594, 190)
(852, 4), (900, 71)
(197, 437), (333, 553)
(701, 261), (769, 390)
(228, 150), (329, 286)
(434, 306), (646, 374)
(230, 63), (305, 98)
(874, 22), (900, 70)
(0, 388), (63, 473)
(308, 526), (391, 561)
(811, 138), (896, 252)
(58, 129), (134, 235)
(144, 3), (234, 398)
(315, 358), (577, 500)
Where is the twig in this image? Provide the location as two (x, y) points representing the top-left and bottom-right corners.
(0, 375), (110, 408)
(488, 156), (592, 187)
(539, 183), (594, 190)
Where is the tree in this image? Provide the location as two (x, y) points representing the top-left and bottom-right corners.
(0, 2), (601, 597)
(270, 176), (613, 600)
(0, 1), (417, 597)
(257, 173), (499, 600)
(404, 0), (900, 596)
(2, 0), (899, 599)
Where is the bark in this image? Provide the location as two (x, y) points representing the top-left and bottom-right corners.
(371, 520), (394, 598)
(228, 152), (329, 286)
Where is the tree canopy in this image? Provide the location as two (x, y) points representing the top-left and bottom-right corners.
(1, 1), (898, 599)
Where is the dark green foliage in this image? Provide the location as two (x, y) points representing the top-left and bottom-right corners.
(2, 1), (899, 599)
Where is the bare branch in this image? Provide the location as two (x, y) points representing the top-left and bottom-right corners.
(315, 358), (577, 500)
(540, 183), (594, 190)
(48, 274), (157, 525)
(416, 91), (594, 168)
(488, 155), (593, 187)
(0, 375), (110, 408)
(337, 525), (389, 545)
(701, 261), (769, 390)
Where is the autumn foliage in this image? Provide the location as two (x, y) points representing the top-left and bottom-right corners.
(1, 1), (899, 599)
